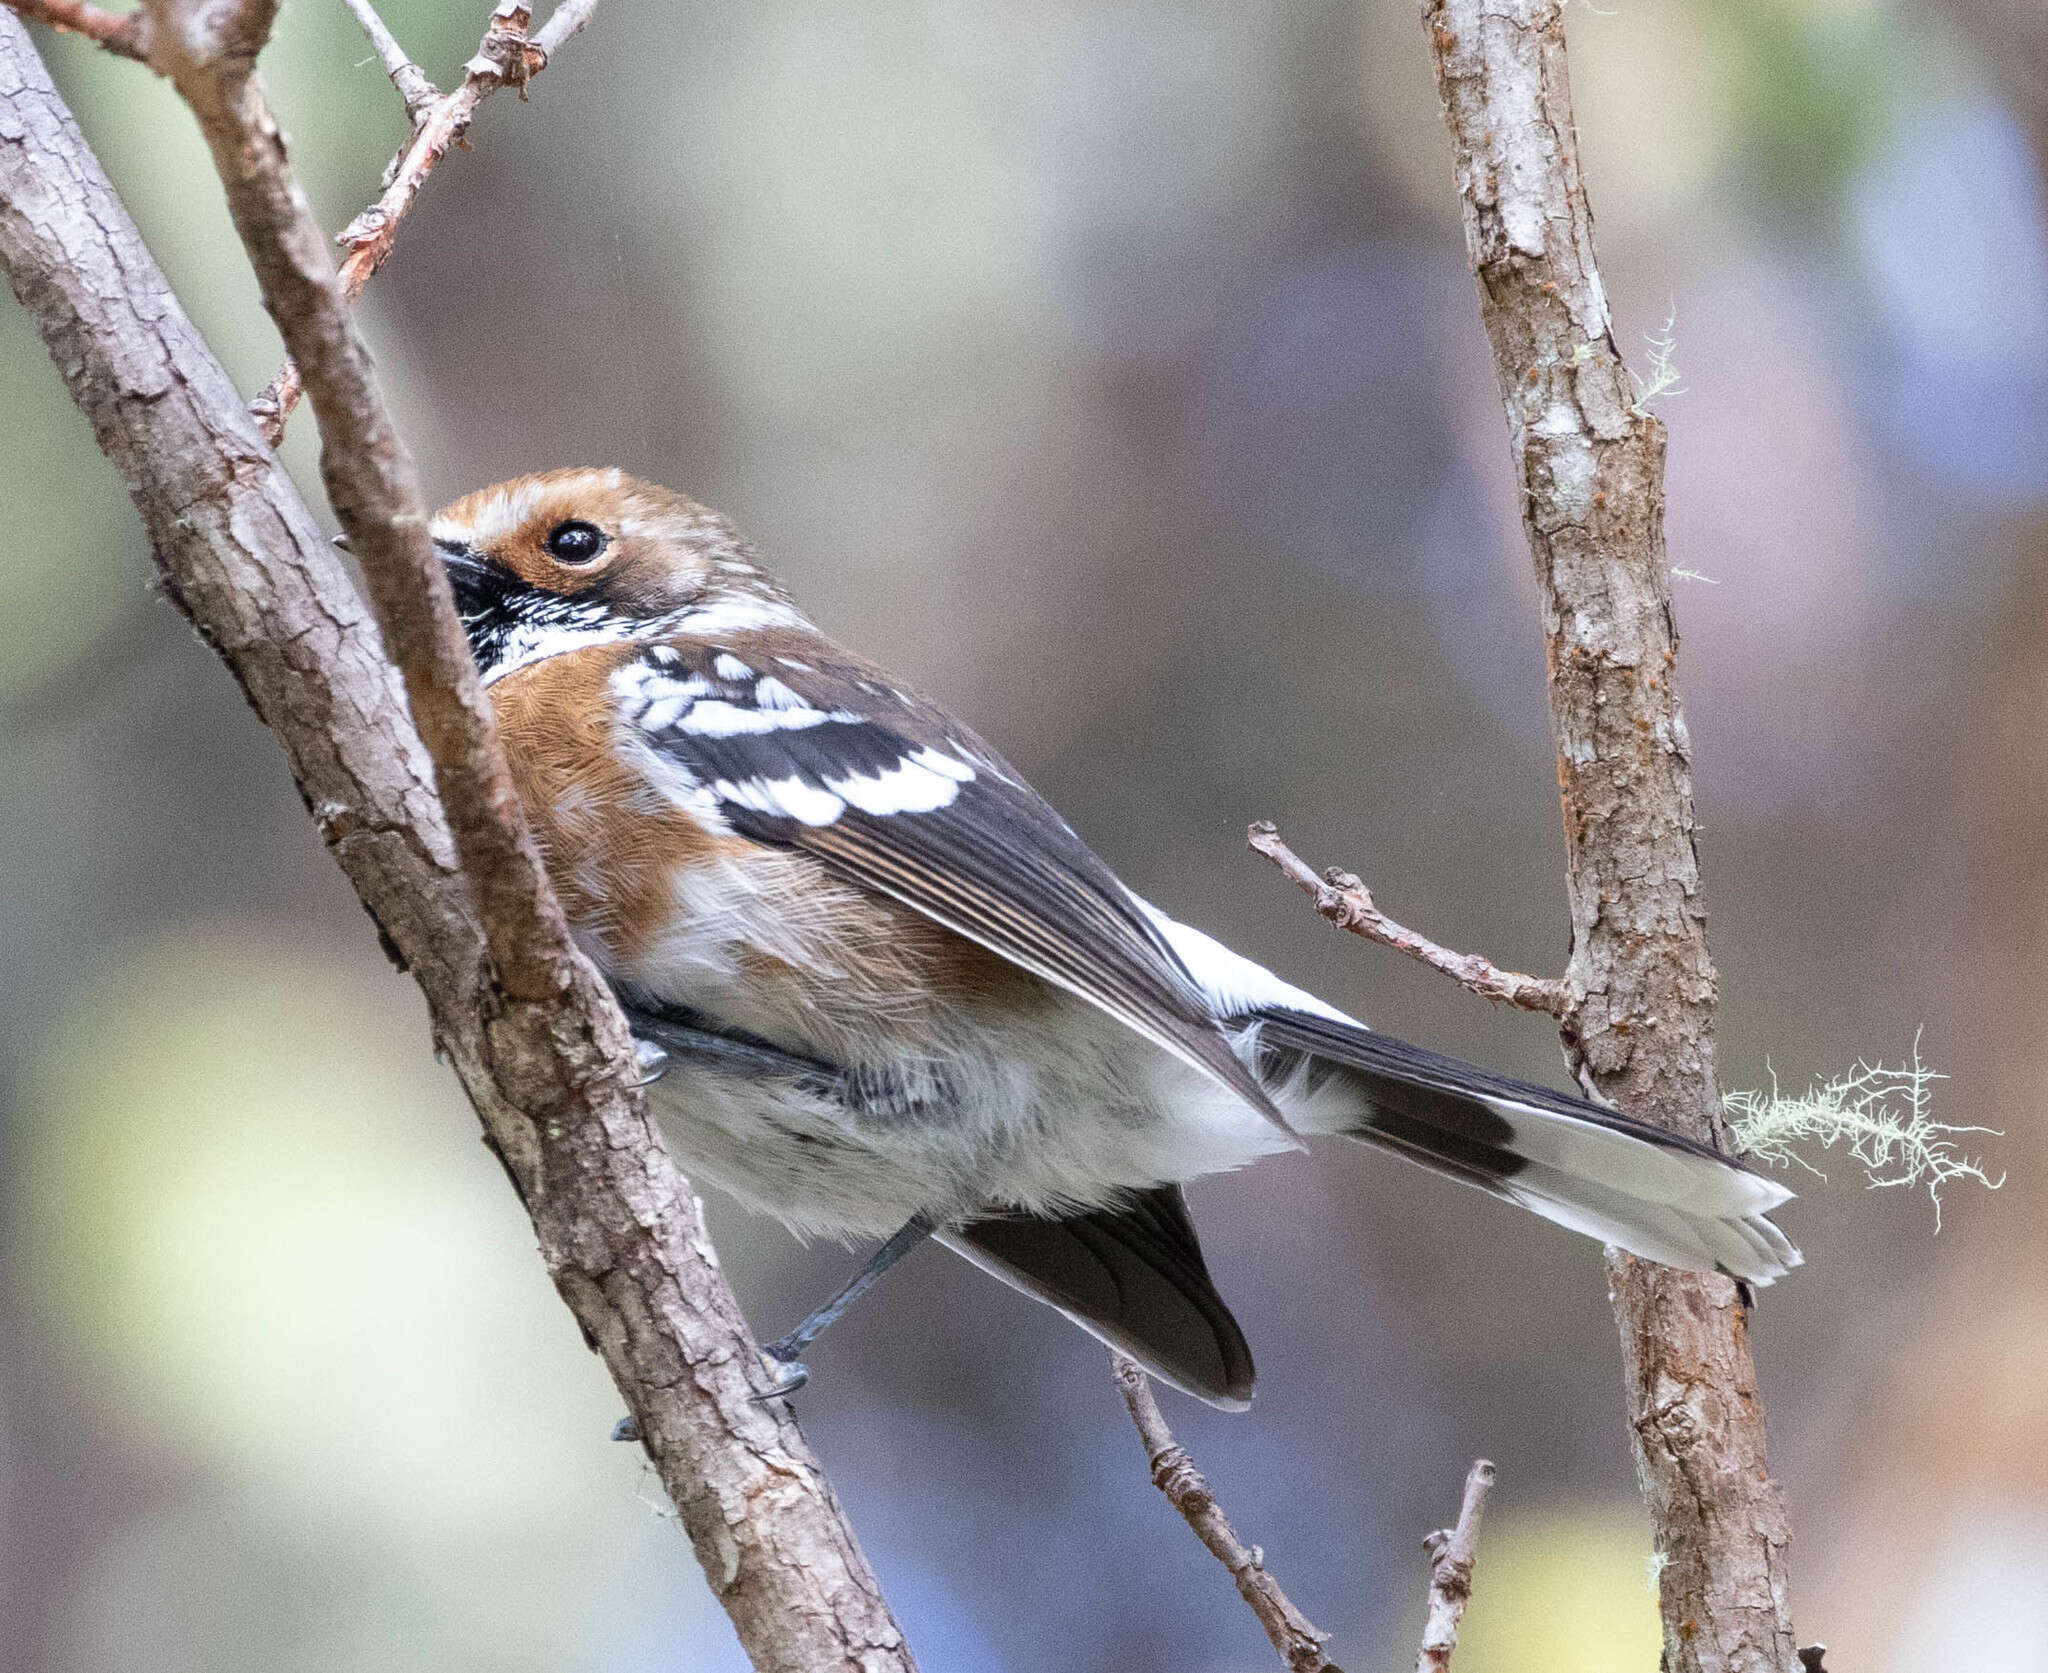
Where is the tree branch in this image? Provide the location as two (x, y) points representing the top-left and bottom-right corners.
(0, 12), (914, 1669)
(340, 0), (436, 126)
(1419, 3), (1799, 1669)
(531, 0), (599, 56)
(1414, 1460), (1494, 1673)
(1249, 822), (1568, 1016)
(3, 0), (145, 59)
(1111, 1356), (1341, 1673)
(247, 0), (591, 445)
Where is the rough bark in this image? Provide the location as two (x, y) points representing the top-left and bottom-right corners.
(1419, 4), (1798, 1669)
(0, 14), (914, 1670)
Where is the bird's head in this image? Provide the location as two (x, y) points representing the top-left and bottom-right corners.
(427, 467), (803, 684)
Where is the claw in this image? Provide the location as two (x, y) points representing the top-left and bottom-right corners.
(612, 1414), (641, 1442)
(631, 1037), (670, 1088)
(754, 1340), (810, 1402)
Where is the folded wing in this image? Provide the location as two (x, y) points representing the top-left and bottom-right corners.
(615, 639), (1296, 1139)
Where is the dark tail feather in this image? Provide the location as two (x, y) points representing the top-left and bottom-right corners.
(940, 1185), (1255, 1409)
(1253, 1009), (1802, 1285)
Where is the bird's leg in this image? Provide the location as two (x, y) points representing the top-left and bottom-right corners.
(610, 1215), (937, 1439)
(755, 1214), (936, 1399)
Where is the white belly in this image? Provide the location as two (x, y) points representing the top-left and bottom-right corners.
(640, 987), (1298, 1239)
(590, 855), (1303, 1236)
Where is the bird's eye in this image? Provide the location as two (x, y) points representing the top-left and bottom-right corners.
(545, 520), (607, 565)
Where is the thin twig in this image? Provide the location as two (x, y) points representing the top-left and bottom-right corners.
(1415, 1460), (1495, 1673)
(1111, 1356), (1342, 1673)
(340, 0), (436, 124)
(2, 0), (146, 58)
(246, 0), (592, 445)
(1249, 821), (1568, 1016)
(532, 0), (598, 55)
(34, 0), (611, 451)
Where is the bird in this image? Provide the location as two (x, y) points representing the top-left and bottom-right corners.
(427, 466), (1800, 1411)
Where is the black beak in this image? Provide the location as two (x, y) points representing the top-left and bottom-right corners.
(434, 537), (513, 619)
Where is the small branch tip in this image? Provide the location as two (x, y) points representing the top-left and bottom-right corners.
(246, 0), (603, 442)
(1415, 1458), (1496, 1673)
(1250, 823), (1568, 1016)
(1112, 1355), (1342, 1673)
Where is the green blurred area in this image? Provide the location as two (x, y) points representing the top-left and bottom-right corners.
(16, 932), (716, 1670)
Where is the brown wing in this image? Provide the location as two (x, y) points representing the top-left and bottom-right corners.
(614, 637), (1296, 1137)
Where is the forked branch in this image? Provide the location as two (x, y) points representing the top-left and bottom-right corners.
(1418, 2), (1800, 1668)
(4, 0), (603, 443)
(249, 0), (599, 442)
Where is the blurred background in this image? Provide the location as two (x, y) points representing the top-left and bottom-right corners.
(4, 0), (2045, 1667)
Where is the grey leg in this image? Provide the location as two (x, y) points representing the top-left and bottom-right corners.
(756, 1215), (937, 1399)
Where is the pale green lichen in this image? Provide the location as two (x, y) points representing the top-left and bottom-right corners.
(1723, 1037), (2002, 1228)
(1629, 307), (1687, 416)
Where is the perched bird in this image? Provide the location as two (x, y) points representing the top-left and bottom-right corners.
(430, 467), (1800, 1410)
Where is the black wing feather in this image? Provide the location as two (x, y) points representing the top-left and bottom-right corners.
(943, 1186), (1255, 1409)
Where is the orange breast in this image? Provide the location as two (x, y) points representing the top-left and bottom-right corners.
(490, 645), (737, 963)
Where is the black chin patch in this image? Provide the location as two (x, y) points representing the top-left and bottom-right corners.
(437, 546), (534, 677)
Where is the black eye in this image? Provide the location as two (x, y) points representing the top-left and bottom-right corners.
(545, 520), (607, 565)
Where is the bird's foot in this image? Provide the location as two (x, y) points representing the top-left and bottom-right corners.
(630, 1037), (669, 1088)
(754, 1337), (812, 1401)
(611, 1413), (641, 1442)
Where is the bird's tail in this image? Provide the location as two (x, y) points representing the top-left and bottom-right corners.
(1252, 1008), (1802, 1285)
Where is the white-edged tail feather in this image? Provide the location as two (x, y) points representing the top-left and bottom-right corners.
(1135, 902), (1800, 1286)
(1254, 1007), (1802, 1285)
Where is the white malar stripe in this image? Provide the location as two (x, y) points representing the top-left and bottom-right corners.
(680, 700), (841, 737)
(495, 605), (734, 689)
(830, 755), (972, 816)
(482, 612), (630, 687)
(713, 774), (846, 827)
(713, 653), (754, 682)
